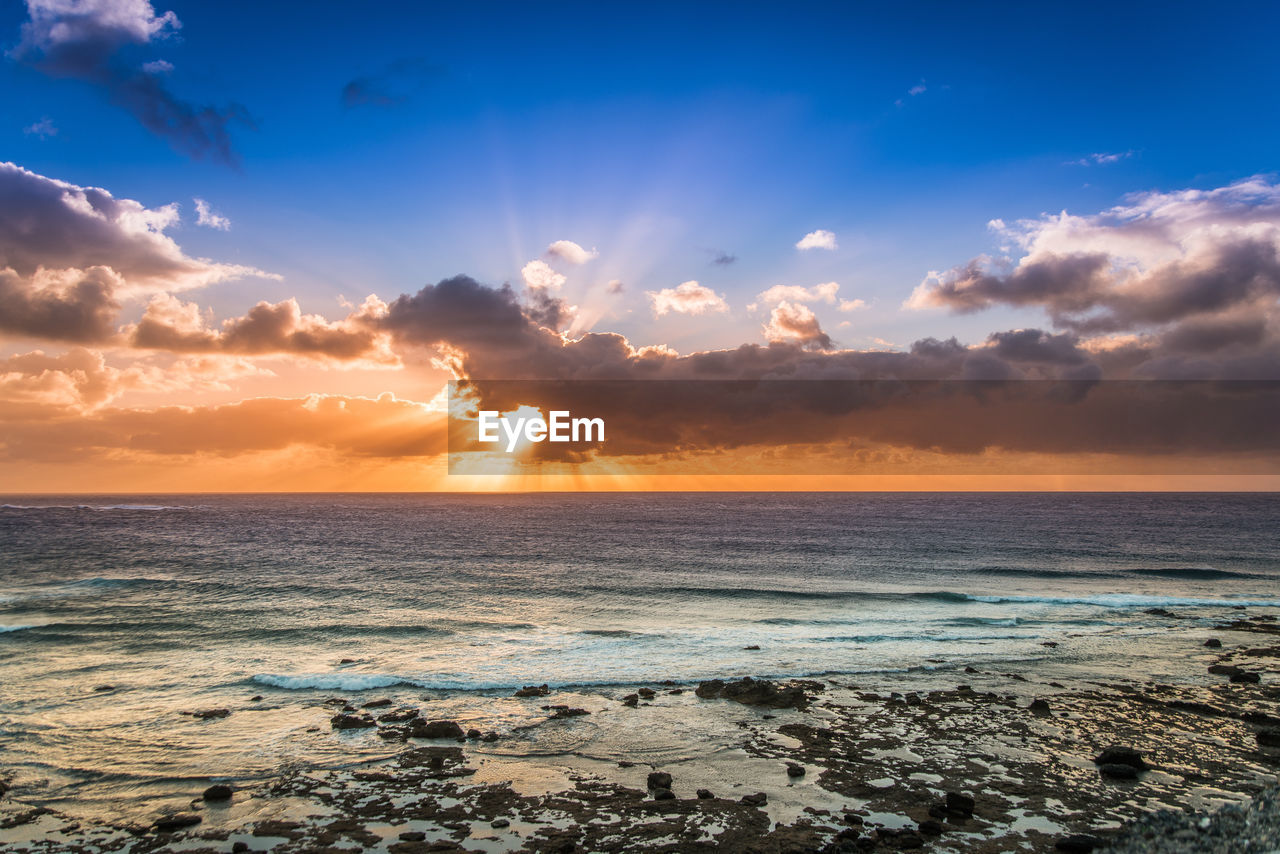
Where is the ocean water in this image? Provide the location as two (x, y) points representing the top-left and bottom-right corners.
(1, 493), (1278, 817)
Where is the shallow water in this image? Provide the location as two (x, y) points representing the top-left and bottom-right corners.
(1, 492), (1277, 816)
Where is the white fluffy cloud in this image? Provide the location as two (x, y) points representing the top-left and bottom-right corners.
(521, 259), (566, 291)
(647, 281), (729, 316)
(545, 239), (597, 265)
(751, 281), (840, 310)
(762, 301), (831, 348)
(795, 229), (837, 251)
(193, 198), (230, 230)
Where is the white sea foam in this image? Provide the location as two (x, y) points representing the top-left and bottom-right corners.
(967, 593), (1280, 608)
(0, 624), (35, 633)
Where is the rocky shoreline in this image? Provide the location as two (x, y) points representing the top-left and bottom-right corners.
(1, 613), (1278, 853)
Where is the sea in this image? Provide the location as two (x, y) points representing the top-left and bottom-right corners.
(1, 493), (1277, 819)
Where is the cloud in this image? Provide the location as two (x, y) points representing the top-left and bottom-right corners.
(141, 58), (171, 74)
(647, 281), (729, 317)
(1072, 151), (1133, 166)
(0, 266), (121, 343)
(341, 58), (444, 109)
(795, 229), (837, 251)
(545, 240), (597, 265)
(193, 198), (230, 230)
(0, 162), (274, 292)
(23, 116), (57, 138)
(605, 279), (625, 294)
(762, 301), (832, 349)
(128, 293), (397, 364)
(10, 0), (253, 165)
(710, 250), (737, 266)
(907, 176), (1280, 336)
(752, 282), (840, 310)
(839, 298), (866, 312)
(521, 259), (566, 291)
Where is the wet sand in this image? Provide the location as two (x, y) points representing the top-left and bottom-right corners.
(2, 613), (1278, 853)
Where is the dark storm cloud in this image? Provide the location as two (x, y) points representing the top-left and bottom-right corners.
(10, 0), (253, 166)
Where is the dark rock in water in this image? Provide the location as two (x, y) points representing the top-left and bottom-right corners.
(377, 726), (408, 740)
(647, 771), (673, 790)
(668, 688), (684, 695)
(550, 707), (590, 719)
(1145, 608), (1176, 618)
(618, 760), (635, 768)
(743, 645), (761, 650)
(399, 831), (427, 841)
(249, 695), (263, 702)
(945, 792), (975, 817)
(339, 658), (356, 664)
(232, 843), (250, 853)
(1099, 763), (1139, 780)
(482, 731), (499, 742)
(621, 694), (639, 707)
(918, 820), (943, 836)
(323, 697), (347, 706)
(491, 818), (510, 828)
(740, 792), (768, 807)
(1029, 698), (1052, 715)
(201, 784), (233, 801)
(693, 676), (818, 709)
(899, 834), (924, 849)
(1041, 641), (1059, 648)
(927, 804), (947, 819)
(362, 698), (392, 708)
(637, 688), (656, 699)
(514, 684), (550, 698)
(411, 719), (464, 739)
(466, 728), (482, 738)
(1230, 670), (1261, 683)
(190, 708), (230, 720)
(1256, 728), (1280, 747)
(786, 762), (805, 777)
(1209, 664), (1242, 676)
(93, 685), (115, 692)
(377, 707), (419, 723)
(330, 713), (376, 730)
(696, 788), (714, 799)
(652, 788), (675, 800)
(963, 666), (978, 674)
(1204, 638), (1223, 648)
(1055, 833), (1099, 852)
(1094, 745), (1146, 769)
(153, 813), (201, 833)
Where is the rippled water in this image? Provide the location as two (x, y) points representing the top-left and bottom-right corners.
(1, 493), (1277, 815)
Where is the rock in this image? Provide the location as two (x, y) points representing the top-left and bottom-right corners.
(1204, 638), (1223, 648)
(93, 685), (115, 692)
(1145, 608), (1176, 618)
(652, 788), (675, 800)
(1209, 664), (1242, 675)
(399, 831), (427, 842)
(743, 645), (761, 650)
(1029, 698), (1051, 715)
(945, 792), (975, 817)
(152, 813), (202, 833)
(1094, 745), (1146, 769)
(918, 820), (943, 836)
(1055, 834), (1099, 852)
(550, 707), (589, 719)
(411, 719), (465, 739)
(232, 843), (250, 853)
(249, 695), (262, 702)
(1230, 670), (1261, 683)
(696, 788), (714, 799)
(1042, 641), (1059, 647)
(482, 731), (500, 742)
(786, 762), (805, 777)
(1099, 763), (1139, 780)
(1256, 728), (1280, 747)
(740, 792), (768, 807)
(491, 818), (510, 828)
(362, 698), (392, 708)
(637, 687), (656, 699)
(466, 728), (482, 738)
(377, 708), (419, 723)
(330, 713), (375, 729)
(693, 676), (817, 709)
(646, 771), (673, 790)
(899, 834), (924, 849)
(191, 708), (230, 720)
(201, 784), (233, 801)
(514, 684), (550, 697)
(621, 694), (639, 707)
(963, 666), (978, 674)
(339, 658), (356, 664)
(668, 689), (684, 695)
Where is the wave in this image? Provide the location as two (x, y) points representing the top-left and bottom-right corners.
(963, 593), (1280, 608)
(817, 632), (1037, 644)
(0, 504), (194, 511)
(1127, 567), (1255, 580)
(0, 624), (35, 633)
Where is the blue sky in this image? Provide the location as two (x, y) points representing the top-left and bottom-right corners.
(3, 0), (1279, 352)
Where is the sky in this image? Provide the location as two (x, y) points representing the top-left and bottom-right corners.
(2, 0), (1280, 491)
